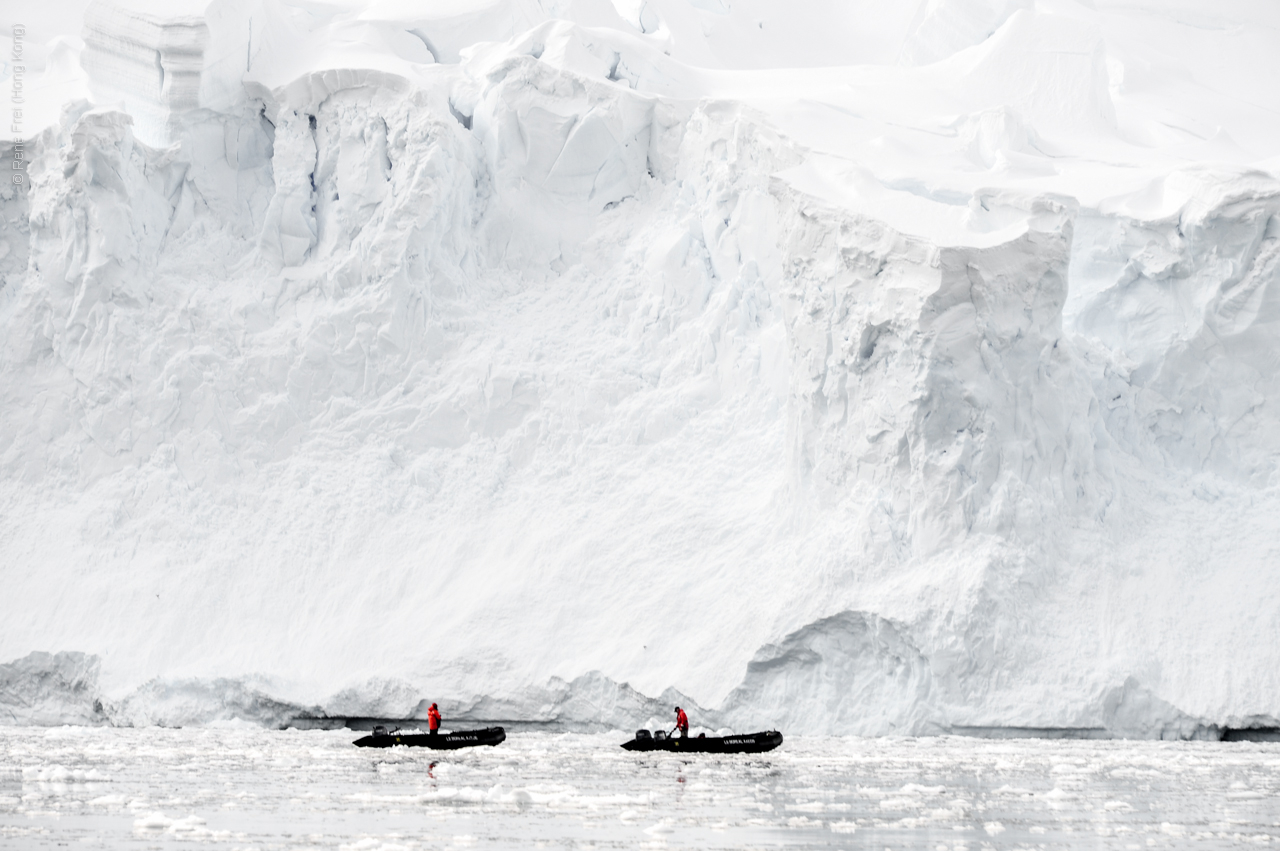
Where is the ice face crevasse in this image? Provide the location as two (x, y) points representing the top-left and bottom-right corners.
(1, 0), (1278, 737)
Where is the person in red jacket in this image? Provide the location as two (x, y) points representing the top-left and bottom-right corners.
(674, 706), (689, 738)
(428, 703), (441, 736)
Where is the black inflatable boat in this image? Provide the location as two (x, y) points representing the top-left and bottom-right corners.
(353, 725), (506, 749)
(621, 729), (782, 753)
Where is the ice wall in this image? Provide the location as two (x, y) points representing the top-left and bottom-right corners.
(0, 652), (106, 727)
(1, 0), (1279, 737)
(80, 1), (209, 146)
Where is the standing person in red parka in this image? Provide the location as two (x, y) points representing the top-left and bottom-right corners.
(673, 706), (689, 738)
(428, 703), (442, 736)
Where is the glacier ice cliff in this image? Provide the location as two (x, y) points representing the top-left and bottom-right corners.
(1, 0), (1278, 737)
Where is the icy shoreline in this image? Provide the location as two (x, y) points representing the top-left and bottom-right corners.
(5, 647), (1277, 740)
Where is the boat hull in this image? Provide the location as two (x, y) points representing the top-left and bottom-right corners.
(353, 727), (506, 749)
(621, 730), (782, 753)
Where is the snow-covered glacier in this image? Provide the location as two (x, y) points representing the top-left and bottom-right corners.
(2, 0), (1278, 737)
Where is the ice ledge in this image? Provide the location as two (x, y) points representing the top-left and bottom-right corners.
(81, 0), (209, 146)
(3, 646), (1274, 740)
(0, 651), (109, 726)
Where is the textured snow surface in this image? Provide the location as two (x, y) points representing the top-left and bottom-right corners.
(1, 0), (1280, 734)
(2, 728), (1280, 849)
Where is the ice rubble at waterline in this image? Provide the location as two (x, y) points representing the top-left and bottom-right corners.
(0, 0), (1278, 738)
(6, 728), (1280, 849)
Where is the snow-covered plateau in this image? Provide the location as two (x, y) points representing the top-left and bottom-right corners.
(1, 0), (1279, 737)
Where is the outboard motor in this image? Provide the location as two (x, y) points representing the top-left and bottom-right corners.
(654, 730), (667, 741)
(373, 725), (387, 737)
(635, 729), (651, 741)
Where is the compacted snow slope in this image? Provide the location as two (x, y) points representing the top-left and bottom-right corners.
(1, 0), (1278, 736)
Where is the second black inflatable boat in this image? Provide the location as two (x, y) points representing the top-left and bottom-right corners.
(621, 729), (782, 753)
(353, 726), (506, 749)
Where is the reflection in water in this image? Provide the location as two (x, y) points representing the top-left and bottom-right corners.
(1, 728), (1277, 849)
